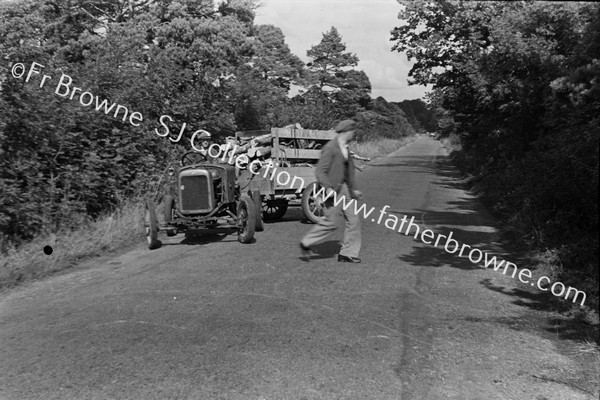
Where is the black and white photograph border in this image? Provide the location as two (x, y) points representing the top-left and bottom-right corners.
(0, 0), (598, 399)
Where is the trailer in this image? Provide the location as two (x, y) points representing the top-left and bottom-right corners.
(235, 125), (337, 223)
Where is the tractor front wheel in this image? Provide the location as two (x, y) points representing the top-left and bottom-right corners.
(163, 195), (178, 237)
(237, 195), (256, 243)
(144, 200), (162, 250)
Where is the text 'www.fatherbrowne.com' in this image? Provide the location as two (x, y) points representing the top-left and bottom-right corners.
(312, 186), (587, 306)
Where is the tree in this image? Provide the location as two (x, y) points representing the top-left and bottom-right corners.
(0, 0), (260, 246)
(305, 26), (371, 117)
(218, 0), (258, 24)
(356, 97), (415, 140)
(395, 99), (437, 132)
(307, 27), (358, 90)
(252, 24), (304, 90)
(390, 0), (599, 307)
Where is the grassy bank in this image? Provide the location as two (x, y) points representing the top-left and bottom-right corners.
(350, 135), (416, 160)
(0, 202), (144, 289)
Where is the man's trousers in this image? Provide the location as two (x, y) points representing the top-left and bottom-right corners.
(301, 183), (361, 258)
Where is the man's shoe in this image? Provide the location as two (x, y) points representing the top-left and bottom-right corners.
(299, 242), (312, 257)
(338, 254), (361, 263)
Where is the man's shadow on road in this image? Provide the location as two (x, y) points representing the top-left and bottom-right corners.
(298, 240), (340, 262)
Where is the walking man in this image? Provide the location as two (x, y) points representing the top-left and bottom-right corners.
(299, 119), (362, 263)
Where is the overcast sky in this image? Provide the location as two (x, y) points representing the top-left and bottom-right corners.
(253, 0), (430, 102)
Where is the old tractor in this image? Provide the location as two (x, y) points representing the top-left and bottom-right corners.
(144, 150), (263, 250)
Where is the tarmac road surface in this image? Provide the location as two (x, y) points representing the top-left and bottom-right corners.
(0, 135), (597, 400)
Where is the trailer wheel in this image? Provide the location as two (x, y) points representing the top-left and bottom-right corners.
(301, 182), (329, 224)
(238, 195), (256, 243)
(262, 199), (288, 220)
(251, 190), (264, 232)
(144, 200), (162, 250)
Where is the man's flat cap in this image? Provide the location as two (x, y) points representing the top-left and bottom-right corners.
(195, 130), (211, 139)
(334, 119), (357, 133)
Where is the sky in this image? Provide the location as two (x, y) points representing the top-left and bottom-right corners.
(253, 0), (430, 102)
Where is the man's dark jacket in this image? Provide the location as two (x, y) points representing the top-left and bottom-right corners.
(315, 137), (358, 199)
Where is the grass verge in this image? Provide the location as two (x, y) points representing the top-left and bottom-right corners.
(441, 133), (599, 326)
(0, 202), (144, 290)
(350, 135), (416, 160)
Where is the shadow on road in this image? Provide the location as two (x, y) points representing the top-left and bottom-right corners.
(176, 232), (230, 246)
(387, 153), (599, 347)
(482, 278), (599, 345)
(298, 240), (340, 262)
(262, 207), (308, 224)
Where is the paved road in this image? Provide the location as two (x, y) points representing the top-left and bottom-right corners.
(0, 136), (596, 399)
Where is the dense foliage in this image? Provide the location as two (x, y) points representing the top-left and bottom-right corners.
(392, 1), (599, 306)
(0, 0), (418, 249)
(396, 99), (437, 133)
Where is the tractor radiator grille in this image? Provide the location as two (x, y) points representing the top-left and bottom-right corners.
(180, 175), (211, 212)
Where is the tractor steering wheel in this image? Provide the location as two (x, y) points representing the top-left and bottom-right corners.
(180, 151), (208, 166)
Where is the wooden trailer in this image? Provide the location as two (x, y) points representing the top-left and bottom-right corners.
(236, 125), (337, 223)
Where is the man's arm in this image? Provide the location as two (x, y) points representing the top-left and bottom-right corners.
(347, 157), (362, 199)
(349, 151), (370, 161)
(315, 144), (334, 189)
